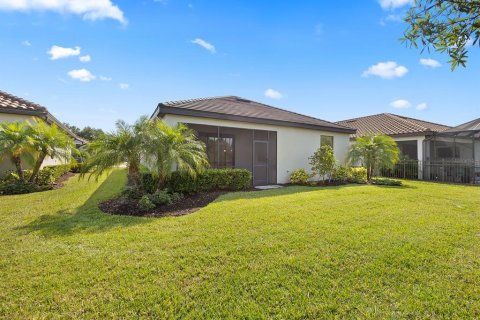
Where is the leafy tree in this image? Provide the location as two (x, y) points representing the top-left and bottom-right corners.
(143, 120), (209, 190)
(28, 121), (76, 183)
(348, 135), (400, 181)
(64, 123), (105, 141)
(80, 117), (149, 187)
(0, 121), (34, 181)
(309, 145), (336, 183)
(402, 0), (480, 70)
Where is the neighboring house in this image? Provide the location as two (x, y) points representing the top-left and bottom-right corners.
(336, 113), (451, 162)
(0, 90), (85, 175)
(152, 96), (356, 185)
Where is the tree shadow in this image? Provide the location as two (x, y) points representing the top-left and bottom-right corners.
(19, 171), (150, 237)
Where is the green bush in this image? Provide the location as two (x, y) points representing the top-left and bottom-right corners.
(121, 185), (143, 200)
(348, 167), (368, 184)
(69, 162), (82, 173)
(332, 165), (350, 183)
(138, 195), (155, 211)
(0, 181), (51, 195)
(36, 164), (71, 185)
(140, 171), (157, 194)
(371, 178), (402, 186)
(290, 168), (310, 185)
(148, 190), (173, 206)
(168, 169), (252, 194)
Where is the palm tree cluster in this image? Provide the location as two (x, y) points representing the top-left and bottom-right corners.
(0, 120), (75, 183)
(81, 116), (209, 192)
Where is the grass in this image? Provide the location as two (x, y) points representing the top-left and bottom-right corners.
(1, 170), (479, 319)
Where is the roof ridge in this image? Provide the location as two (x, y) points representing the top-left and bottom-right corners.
(335, 112), (390, 123)
(160, 95), (234, 106)
(384, 113), (430, 132)
(385, 113), (451, 129)
(0, 90), (47, 112)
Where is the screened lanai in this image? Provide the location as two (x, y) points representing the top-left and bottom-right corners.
(423, 118), (480, 184)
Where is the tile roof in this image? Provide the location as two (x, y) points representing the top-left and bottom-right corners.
(0, 90), (48, 115)
(442, 117), (480, 134)
(155, 96), (355, 133)
(335, 113), (451, 138)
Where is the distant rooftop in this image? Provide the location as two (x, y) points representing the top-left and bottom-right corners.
(154, 96), (356, 133)
(336, 113), (451, 138)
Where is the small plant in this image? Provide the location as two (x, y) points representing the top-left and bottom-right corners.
(332, 165), (350, 183)
(121, 185), (143, 200)
(371, 178), (402, 186)
(149, 189), (173, 206)
(171, 192), (183, 203)
(348, 167), (368, 184)
(309, 145), (336, 183)
(0, 181), (51, 195)
(290, 168), (311, 185)
(138, 195), (156, 211)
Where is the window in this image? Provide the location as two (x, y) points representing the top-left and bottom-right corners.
(199, 133), (235, 168)
(321, 135), (334, 149)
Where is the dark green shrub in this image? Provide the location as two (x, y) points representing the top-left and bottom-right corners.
(36, 164), (71, 185)
(371, 178), (402, 186)
(0, 181), (51, 195)
(148, 190), (172, 206)
(289, 168), (310, 185)
(69, 162), (82, 173)
(121, 185), (143, 200)
(348, 167), (368, 184)
(168, 169), (251, 194)
(332, 165), (350, 183)
(171, 192), (183, 203)
(140, 171), (158, 194)
(138, 195), (155, 211)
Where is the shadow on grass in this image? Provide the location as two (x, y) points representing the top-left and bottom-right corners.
(19, 170), (150, 237)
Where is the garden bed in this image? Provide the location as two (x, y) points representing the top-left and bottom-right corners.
(99, 191), (227, 217)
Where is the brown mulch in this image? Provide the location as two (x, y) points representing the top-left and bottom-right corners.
(99, 191), (228, 217)
(52, 172), (76, 189)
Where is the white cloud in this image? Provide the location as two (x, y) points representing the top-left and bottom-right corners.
(68, 69), (95, 82)
(362, 61), (408, 79)
(416, 103), (428, 111)
(420, 58), (441, 68)
(99, 76), (112, 81)
(264, 89), (284, 100)
(21, 40), (31, 46)
(119, 83), (129, 90)
(379, 0), (413, 10)
(0, 0), (126, 24)
(390, 99), (411, 109)
(191, 38), (216, 54)
(79, 55), (91, 62)
(48, 45), (80, 60)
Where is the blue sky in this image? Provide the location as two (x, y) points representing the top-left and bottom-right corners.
(0, 0), (478, 130)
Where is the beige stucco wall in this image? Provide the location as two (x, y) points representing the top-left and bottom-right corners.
(162, 114), (351, 184)
(0, 113), (68, 176)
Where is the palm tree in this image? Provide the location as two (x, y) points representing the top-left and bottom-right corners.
(81, 117), (149, 186)
(28, 120), (75, 183)
(0, 121), (34, 182)
(143, 120), (209, 190)
(348, 134), (400, 181)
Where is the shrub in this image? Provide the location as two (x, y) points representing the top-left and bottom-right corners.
(371, 178), (402, 186)
(36, 164), (71, 185)
(138, 195), (155, 211)
(332, 165), (350, 183)
(140, 171), (157, 194)
(309, 145), (336, 182)
(148, 190), (173, 206)
(290, 168), (310, 185)
(121, 185), (143, 200)
(171, 192), (183, 203)
(0, 181), (51, 195)
(168, 169), (251, 194)
(348, 167), (368, 184)
(69, 162), (82, 173)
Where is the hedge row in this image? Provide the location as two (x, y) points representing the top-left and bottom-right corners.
(140, 168), (252, 194)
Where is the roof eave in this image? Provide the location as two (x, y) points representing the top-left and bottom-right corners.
(157, 105), (356, 134)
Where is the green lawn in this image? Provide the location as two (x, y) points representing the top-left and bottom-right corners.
(1, 171), (479, 319)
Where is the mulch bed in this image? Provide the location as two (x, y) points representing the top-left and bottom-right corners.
(52, 172), (76, 189)
(99, 191), (228, 217)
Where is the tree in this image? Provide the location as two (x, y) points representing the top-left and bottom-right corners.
(80, 117), (149, 187)
(143, 120), (209, 190)
(0, 121), (34, 181)
(64, 123), (105, 141)
(28, 121), (75, 183)
(402, 0), (480, 70)
(348, 135), (400, 181)
(309, 145), (336, 183)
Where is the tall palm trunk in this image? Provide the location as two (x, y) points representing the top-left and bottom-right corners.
(128, 162), (141, 187)
(12, 156), (25, 182)
(29, 152), (47, 183)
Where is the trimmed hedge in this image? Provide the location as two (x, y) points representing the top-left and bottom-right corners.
(0, 182), (51, 195)
(150, 169), (252, 194)
(348, 167), (368, 184)
(36, 164), (71, 185)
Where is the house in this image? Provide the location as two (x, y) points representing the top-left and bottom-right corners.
(151, 96), (356, 185)
(0, 90), (85, 175)
(336, 113), (451, 162)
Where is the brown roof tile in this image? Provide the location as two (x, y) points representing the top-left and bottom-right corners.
(0, 90), (48, 114)
(156, 96), (355, 133)
(336, 113), (451, 138)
